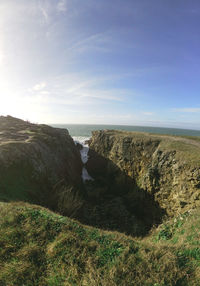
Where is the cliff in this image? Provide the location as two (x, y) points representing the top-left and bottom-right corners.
(87, 130), (200, 217)
(0, 121), (200, 285)
(0, 116), (83, 209)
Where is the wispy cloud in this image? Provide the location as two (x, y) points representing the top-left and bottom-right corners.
(27, 73), (136, 108)
(142, 112), (154, 116)
(172, 107), (200, 113)
(72, 89), (125, 102)
(68, 31), (112, 54)
(39, 3), (49, 23)
(57, 0), (67, 12)
(32, 82), (47, 91)
(39, 90), (50, 95)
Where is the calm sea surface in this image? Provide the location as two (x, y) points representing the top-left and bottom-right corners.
(51, 124), (200, 138)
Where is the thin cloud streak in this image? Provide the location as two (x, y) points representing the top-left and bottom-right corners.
(38, 3), (49, 23)
(32, 82), (47, 91)
(172, 108), (200, 113)
(26, 73), (138, 107)
(67, 31), (112, 54)
(57, 0), (67, 12)
(142, 112), (154, 116)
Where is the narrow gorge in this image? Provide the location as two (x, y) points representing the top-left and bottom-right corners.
(1, 117), (200, 285)
(0, 116), (199, 237)
(87, 130), (200, 215)
(81, 130), (200, 235)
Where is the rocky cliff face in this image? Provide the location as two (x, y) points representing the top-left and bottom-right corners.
(88, 130), (200, 217)
(1, 118), (199, 236)
(0, 116), (83, 209)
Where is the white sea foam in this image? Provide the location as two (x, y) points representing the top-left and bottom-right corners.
(73, 136), (94, 182)
(80, 145), (89, 164)
(82, 167), (93, 181)
(73, 137), (90, 145)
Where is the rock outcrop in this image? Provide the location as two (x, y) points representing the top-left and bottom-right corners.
(1, 118), (199, 236)
(0, 116), (83, 209)
(87, 130), (200, 217)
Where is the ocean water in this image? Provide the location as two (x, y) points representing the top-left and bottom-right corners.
(73, 138), (93, 182)
(51, 124), (200, 138)
(51, 123), (200, 183)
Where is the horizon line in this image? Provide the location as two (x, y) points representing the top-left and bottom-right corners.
(50, 122), (200, 132)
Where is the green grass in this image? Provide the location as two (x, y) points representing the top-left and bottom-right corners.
(0, 123), (200, 285)
(152, 210), (200, 246)
(160, 140), (200, 165)
(0, 202), (200, 285)
(98, 130), (200, 165)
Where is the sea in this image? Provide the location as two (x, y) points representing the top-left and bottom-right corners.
(51, 124), (200, 140)
(51, 124), (200, 182)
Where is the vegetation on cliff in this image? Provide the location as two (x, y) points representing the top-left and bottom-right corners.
(0, 202), (199, 286)
(0, 117), (200, 285)
(0, 116), (83, 209)
(88, 130), (200, 217)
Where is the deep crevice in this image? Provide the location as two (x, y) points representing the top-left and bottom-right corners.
(70, 148), (167, 237)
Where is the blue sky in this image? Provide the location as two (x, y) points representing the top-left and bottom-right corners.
(0, 0), (200, 129)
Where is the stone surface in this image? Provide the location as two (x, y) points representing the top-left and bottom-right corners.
(88, 130), (200, 216)
(0, 116), (83, 208)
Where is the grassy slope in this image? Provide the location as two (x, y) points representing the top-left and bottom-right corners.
(0, 125), (199, 285)
(0, 202), (199, 286)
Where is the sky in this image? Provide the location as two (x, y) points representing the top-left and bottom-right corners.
(0, 0), (200, 129)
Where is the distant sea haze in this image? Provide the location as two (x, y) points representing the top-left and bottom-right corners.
(51, 124), (200, 138)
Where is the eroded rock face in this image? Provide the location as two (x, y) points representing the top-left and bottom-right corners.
(88, 130), (200, 216)
(0, 116), (83, 208)
(1, 118), (199, 235)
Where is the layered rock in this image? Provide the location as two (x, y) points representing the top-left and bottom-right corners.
(87, 130), (200, 216)
(0, 116), (83, 209)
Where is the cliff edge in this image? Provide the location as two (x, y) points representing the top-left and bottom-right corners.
(88, 130), (200, 217)
(0, 116), (83, 209)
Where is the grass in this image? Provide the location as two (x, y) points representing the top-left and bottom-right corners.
(151, 210), (200, 247)
(160, 140), (200, 165)
(0, 202), (199, 285)
(0, 119), (200, 285)
(97, 130), (200, 165)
